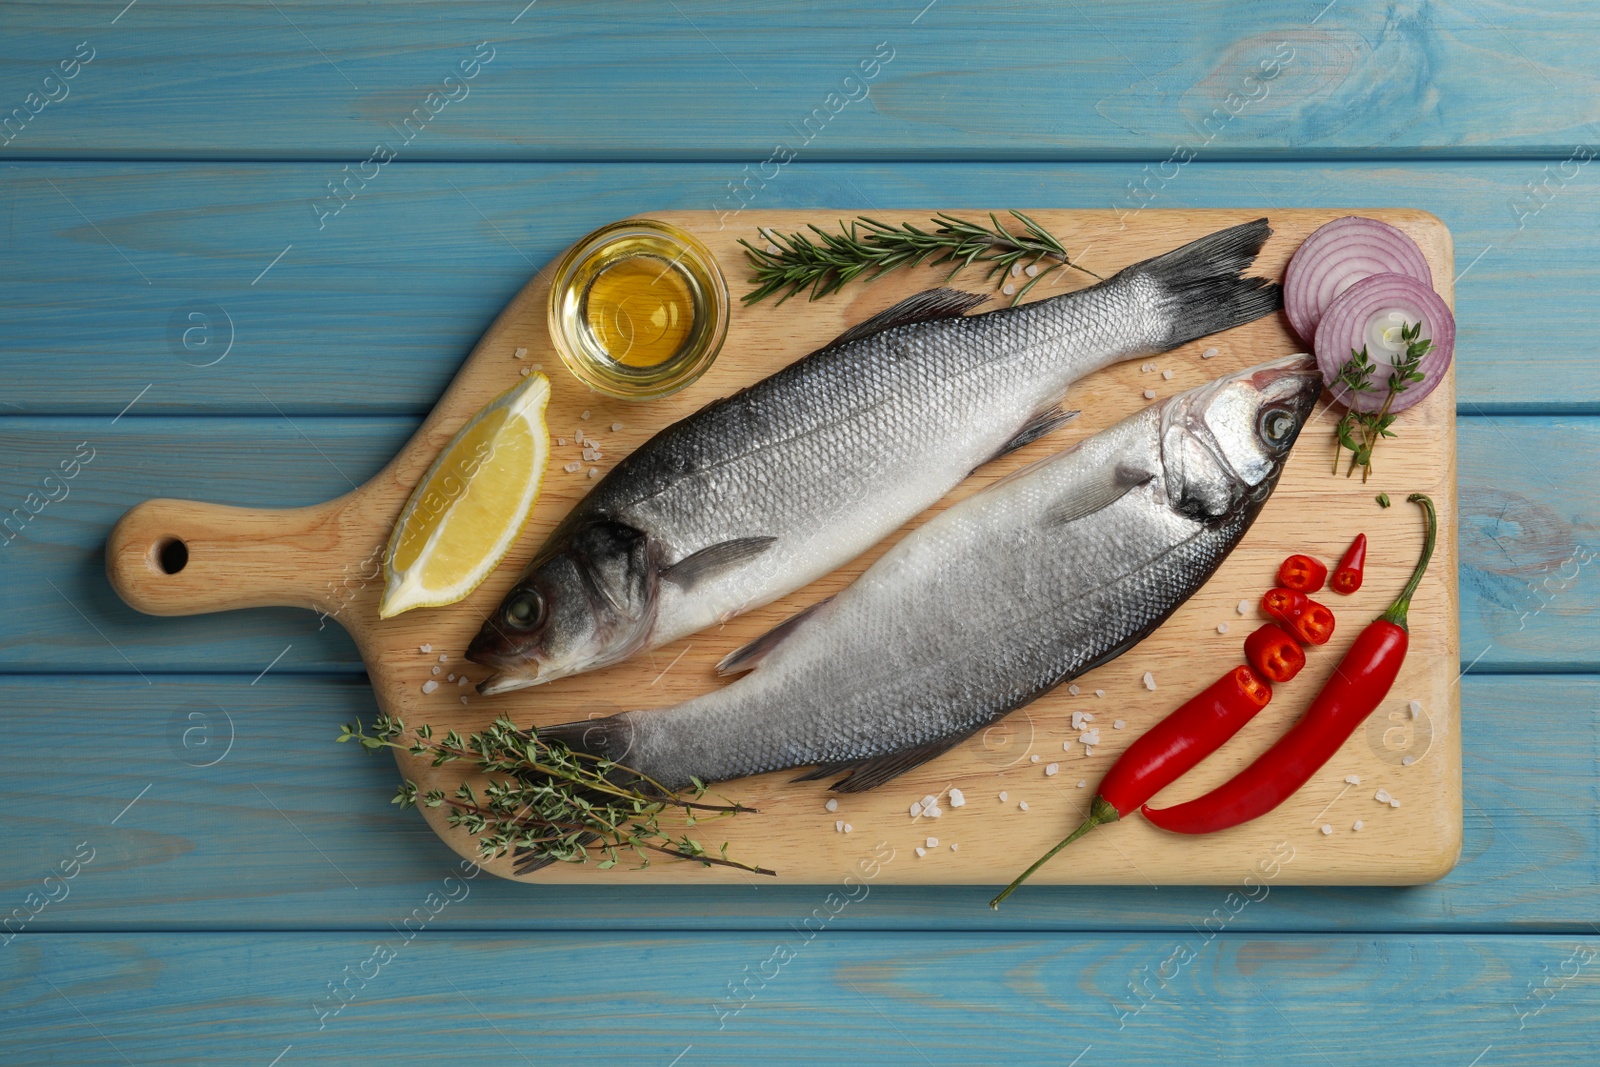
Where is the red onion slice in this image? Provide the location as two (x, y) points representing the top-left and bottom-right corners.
(1314, 272), (1454, 415)
(1284, 216), (1433, 342)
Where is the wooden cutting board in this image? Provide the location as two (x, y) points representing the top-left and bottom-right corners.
(106, 209), (1459, 886)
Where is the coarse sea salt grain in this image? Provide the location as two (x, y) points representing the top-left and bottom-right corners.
(1031, 754), (1041, 763)
(1162, 369), (1174, 380)
(1389, 798), (1401, 808)
(1320, 824), (1333, 835)
(1002, 283), (1016, 296)
(835, 820), (844, 833)
(825, 798), (838, 813)
(564, 461), (582, 473)
(431, 666), (441, 676)
(921, 794), (937, 809)
(915, 847), (926, 858)
(589, 467), (599, 479)
(924, 805), (942, 818)
(520, 367), (530, 377)
(1217, 622), (1230, 634)
(1143, 388), (1157, 400)
(439, 654), (447, 663)
(420, 644), (432, 653)
(460, 696), (469, 705)
(457, 676), (470, 688)
(1408, 699), (1422, 718)
(926, 836), (939, 848)
(1113, 719), (1126, 730)
(1010, 262), (1022, 278)
(1095, 689), (1105, 698)
(513, 347), (527, 359)
(1079, 729), (1100, 746)
(611, 422), (623, 432)
(1202, 347), (1219, 359)
(1068, 684), (1081, 696)
(1143, 671), (1157, 691)
(1237, 599), (1251, 615)
(556, 437), (566, 446)
(1025, 264), (1039, 277)
(1077, 780), (1087, 788)
(1045, 763), (1059, 776)
(909, 801), (923, 818)
(1018, 801), (1029, 811)
(1345, 774), (1361, 785)
(950, 843), (959, 851)
(1402, 755), (1415, 766)
(422, 680), (439, 694)
(1084, 746), (1095, 757)
(949, 788), (966, 807)
(1374, 788), (1391, 803)
(447, 673), (455, 682)
(1063, 741), (1073, 752)
(580, 410), (591, 420)
(998, 791), (1009, 802)
(843, 823), (852, 833)
(1352, 819), (1364, 831)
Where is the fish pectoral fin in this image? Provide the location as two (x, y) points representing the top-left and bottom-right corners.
(822, 287), (990, 350)
(716, 596), (834, 675)
(1042, 465), (1155, 527)
(662, 536), (779, 591)
(805, 733), (971, 794)
(990, 406), (1080, 463)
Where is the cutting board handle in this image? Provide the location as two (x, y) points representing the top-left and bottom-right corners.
(106, 496), (371, 618)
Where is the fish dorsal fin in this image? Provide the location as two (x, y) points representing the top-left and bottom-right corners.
(992, 406), (1079, 462)
(1042, 466), (1155, 527)
(716, 596), (834, 676)
(792, 733), (970, 793)
(662, 536), (778, 591)
(824, 287), (989, 350)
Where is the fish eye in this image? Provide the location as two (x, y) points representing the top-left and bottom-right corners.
(1259, 406), (1296, 447)
(504, 591), (545, 629)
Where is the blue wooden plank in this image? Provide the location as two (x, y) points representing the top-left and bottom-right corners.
(6, 412), (1594, 673)
(1, 161), (1595, 417)
(2, 2), (1598, 160)
(0, 674), (1593, 931)
(5, 931), (1598, 1065)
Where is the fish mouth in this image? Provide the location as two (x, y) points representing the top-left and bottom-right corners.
(475, 670), (542, 697)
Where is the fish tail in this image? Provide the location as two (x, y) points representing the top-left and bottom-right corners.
(1122, 217), (1281, 348)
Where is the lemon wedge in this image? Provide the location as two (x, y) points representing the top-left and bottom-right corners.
(379, 373), (551, 618)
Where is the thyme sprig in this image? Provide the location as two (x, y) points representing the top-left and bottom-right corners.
(740, 211), (1103, 306)
(1332, 321), (1431, 481)
(339, 714), (774, 877)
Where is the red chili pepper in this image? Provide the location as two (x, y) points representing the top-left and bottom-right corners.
(991, 665), (1273, 907)
(1261, 587), (1336, 645)
(1277, 554), (1328, 593)
(1243, 623), (1306, 683)
(1142, 495), (1436, 836)
(1330, 533), (1367, 595)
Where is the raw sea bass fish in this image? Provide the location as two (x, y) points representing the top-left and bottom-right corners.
(540, 355), (1323, 794)
(468, 220), (1281, 694)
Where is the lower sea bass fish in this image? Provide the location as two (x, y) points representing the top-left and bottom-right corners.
(536, 355), (1321, 797)
(468, 220), (1281, 693)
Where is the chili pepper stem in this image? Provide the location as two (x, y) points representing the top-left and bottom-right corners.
(990, 795), (1119, 909)
(1379, 493), (1437, 630)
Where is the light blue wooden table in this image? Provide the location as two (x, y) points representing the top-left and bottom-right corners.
(3, 3), (1598, 1063)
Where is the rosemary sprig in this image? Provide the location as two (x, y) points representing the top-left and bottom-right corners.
(740, 211), (1103, 306)
(1332, 322), (1431, 482)
(339, 714), (774, 877)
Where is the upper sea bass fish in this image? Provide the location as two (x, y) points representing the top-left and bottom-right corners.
(467, 219), (1281, 693)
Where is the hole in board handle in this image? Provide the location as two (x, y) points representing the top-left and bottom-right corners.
(156, 538), (189, 575)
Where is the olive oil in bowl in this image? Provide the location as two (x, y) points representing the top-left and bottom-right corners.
(548, 220), (728, 400)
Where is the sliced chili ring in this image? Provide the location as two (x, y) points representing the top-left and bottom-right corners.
(1260, 587), (1338, 646)
(1277, 553), (1328, 593)
(1243, 623), (1307, 683)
